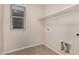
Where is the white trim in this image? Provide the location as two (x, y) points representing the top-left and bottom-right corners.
(3, 43), (43, 55)
(40, 4), (78, 20)
(3, 42), (64, 55)
(43, 43), (63, 55)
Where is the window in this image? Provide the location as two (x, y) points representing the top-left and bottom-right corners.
(11, 4), (25, 30)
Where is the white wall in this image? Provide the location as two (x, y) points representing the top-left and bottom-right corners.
(44, 5), (79, 55)
(44, 4), (73, 16)
(2, 4), (79, 55)
(0, 5), (3, 54)
(3, 4), (43, 53)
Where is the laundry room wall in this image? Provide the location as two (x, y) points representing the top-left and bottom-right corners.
(43, 4), (73, 16)
(43, 4), (79, 55)
(0, 4), (4, 54)
(3, 4), (44, 53)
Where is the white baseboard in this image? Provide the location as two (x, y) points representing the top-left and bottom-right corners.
(3, 42), (63, 55)
(44, 43), (63, 55)
(3, 43), (43, 55)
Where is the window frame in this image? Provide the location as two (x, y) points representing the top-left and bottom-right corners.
(10, 4), (26, 31)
